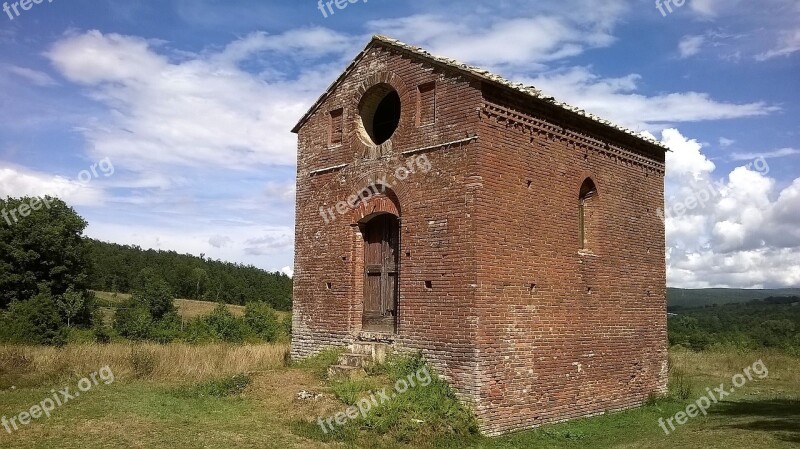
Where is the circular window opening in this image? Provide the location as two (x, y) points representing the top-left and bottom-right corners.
(359, 84), (401, 146)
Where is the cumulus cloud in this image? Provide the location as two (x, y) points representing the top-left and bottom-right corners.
(0, 165), (106, 206)
(660, 129), (800, 288)
(46, 29), (355, 172)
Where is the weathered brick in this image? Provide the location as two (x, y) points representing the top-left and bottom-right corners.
(291, 36), (667, 435)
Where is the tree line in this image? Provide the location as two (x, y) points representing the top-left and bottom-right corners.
(86, 239), (292, 310)
(668, 296), (800, 354)
(1, 196), (293, 345)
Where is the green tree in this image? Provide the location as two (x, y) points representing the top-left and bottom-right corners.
(56, 288), (85, 327)
(131, 273), (175, 320)
(192, 267), (208, 299)
(0, 196), (90, 309)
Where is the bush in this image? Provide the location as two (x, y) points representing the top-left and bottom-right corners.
(183, 318), (217, 343)
(93, 324), (112, 344)
(114, 303), (153, 340)
(0, 293), (66, 345)
(129, 347), (157, 379)
(244, 302), (281, 342)
(204, 304), (249, 343)
(149, 312), (182, 343)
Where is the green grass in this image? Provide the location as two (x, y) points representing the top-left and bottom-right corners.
(0, 347), (797, 448)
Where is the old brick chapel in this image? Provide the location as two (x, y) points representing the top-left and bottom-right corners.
(291, 35), (668, 435)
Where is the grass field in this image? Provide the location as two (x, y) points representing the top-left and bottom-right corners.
(0, 344), (797, 448)
(92, 291), (291, 322)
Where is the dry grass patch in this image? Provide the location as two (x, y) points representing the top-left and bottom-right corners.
(0, 343), (290, 387)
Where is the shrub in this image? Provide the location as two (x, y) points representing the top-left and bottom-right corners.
(1, 293), (66, 345)
(669, 366), (694, 400)
(149, 312), (182, 343)
(205, 304), (248, 343)
(94, 324), (112, 344)
(244, 302), (281, 342)
(114, 303), (153, 341)
(129, 347), (157, 379)
(183, 317), (217, 343)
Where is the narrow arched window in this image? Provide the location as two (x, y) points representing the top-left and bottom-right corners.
(579, 178), (597, 250)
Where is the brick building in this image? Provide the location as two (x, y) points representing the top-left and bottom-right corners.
(291, 35), (668, 435)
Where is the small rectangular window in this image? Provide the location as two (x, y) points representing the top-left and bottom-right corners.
(417, 82), (436, 126)
(329, 108), (343, 146)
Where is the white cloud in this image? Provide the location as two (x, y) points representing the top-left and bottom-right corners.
(756, 29), (800, 60)
(719, 137), (736, 147)
(661, 129), (800, 288)
(281, 266), (294, 278)
(208, 235), (232, 248)
(365, 1), (627, 70)
(731, 148), (800, 160)
(689, 0), (739, 18)
(515, 67), (777, 131)
(46, 30), (352, 172)
(0, 165), (106, 206)
(3, 65), (58, 86)
(679, 35), (705, 58)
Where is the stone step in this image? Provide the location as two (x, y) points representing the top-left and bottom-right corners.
(327, 364), (366, 379)
(350, 342), (390, 364)
(339, 353), (373, 368)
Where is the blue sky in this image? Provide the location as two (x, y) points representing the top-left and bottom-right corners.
(0, 0), (797, 287)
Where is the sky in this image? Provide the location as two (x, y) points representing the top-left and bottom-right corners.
(0, 0), (797, 288)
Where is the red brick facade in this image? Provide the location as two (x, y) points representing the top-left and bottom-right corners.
(291, 36), (668, 435)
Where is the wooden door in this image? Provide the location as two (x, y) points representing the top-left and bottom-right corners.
(362, 214), (399, 333)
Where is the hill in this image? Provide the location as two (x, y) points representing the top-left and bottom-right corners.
(86, 239), (293, 310)
(667, 287), (800, 309)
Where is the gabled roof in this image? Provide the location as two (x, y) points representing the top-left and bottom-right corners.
(292, 35), (668, 151)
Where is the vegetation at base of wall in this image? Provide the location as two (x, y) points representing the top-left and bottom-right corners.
(290, 348), (345, 379)
(667, 296), (800, 354)
(294, 353), (480, 446)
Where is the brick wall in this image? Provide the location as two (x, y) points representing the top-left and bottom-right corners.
(291, 45), (485, 403)
(470, 87), (667, 434)
(292, 41), (667, 435)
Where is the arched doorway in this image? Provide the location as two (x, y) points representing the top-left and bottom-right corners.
(361, 213), (399, 333)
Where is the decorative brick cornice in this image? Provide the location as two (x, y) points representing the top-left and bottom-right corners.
(481, 102), (665, 174)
